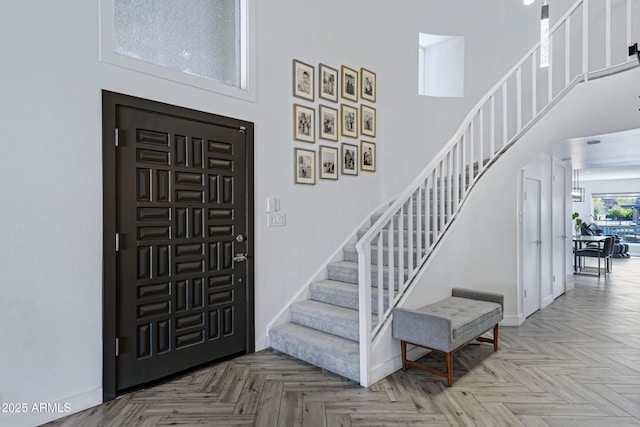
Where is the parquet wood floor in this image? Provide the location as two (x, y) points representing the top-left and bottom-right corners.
(44, 258), (640, 426)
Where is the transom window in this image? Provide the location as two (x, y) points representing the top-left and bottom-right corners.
(100, 0), (255, 101)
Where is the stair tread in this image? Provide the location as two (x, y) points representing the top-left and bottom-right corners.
(327, 260), (408, 288)
(311, 279), (357, 293)
(292, 299), (359, 319)
(330, 260), (358, 268)
(270, 323), (360, 382)
(358, 226), (429, 233)
(272, 322), (359, 345)
(311, 279), (387, 296)
(310, 280), (387, 314)
(290, 299), (361, 341)
(343, 243), (419, 252)
(330, 260), (406, 271)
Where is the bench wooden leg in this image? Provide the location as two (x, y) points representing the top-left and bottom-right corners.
(445, 352), (453, 387)
(475, 324), (499, 352)
(399, 340), (453, 386)
(401, 340), (407, 371)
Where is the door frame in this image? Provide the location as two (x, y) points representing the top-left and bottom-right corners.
(552, 162), (567, 299)
(101, 91), (255, 401)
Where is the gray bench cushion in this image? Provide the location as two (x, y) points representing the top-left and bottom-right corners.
(392, 288), (504, 353)
(417, 296), (501, 340)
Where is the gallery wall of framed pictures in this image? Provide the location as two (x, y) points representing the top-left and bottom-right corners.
(292, 59), (377, 185)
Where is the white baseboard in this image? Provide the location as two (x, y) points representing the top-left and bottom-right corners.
(0, 387), (102, 427)
(502, 314), (524, 326)
(565, 275), (576, 292)
(541, 294), (554, 309)
(255, 336), (268, 352)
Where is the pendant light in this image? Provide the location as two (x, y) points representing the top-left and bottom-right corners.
(572, 169), (585, 202)
(540, 2), (550, 67)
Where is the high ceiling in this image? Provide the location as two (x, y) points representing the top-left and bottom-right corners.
(552, 127), (640, 182)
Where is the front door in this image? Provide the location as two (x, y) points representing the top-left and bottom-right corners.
(102, 92), (254, 398)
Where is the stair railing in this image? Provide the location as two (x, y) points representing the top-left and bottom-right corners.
(356, 0), (639, 386)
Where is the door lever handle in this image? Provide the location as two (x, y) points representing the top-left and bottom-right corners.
(233, 253), (248, 262)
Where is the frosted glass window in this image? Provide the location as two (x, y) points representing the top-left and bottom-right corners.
(114, 0), (242, 88)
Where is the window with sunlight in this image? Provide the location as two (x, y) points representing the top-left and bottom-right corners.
(590, 193), (640, 247)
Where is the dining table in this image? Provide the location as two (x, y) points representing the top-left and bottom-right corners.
(572, 235), (607, 274)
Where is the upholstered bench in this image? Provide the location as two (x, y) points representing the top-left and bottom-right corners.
(392, 288), (504, 386)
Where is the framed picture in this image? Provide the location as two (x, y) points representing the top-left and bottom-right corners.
(342, 143), (359, 176)
(294, 148), (316, 185)
(341, 65), (358, 102)
(319, 145), (339, 180)
(319, 64), (338, 103)
(293, 60), (314, 101)
(361, 68), (376, 102)
(293, 104), (315, 143)
(360, 104), (376, 137)
(360, 140), (376, 172)
(319, 105), (338, 141)
(341, 104), (358, 138)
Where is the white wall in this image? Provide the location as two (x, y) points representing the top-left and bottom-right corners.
(0, 0), (616, 425)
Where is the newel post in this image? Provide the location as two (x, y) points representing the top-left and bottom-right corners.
(356, 239), (372, 387)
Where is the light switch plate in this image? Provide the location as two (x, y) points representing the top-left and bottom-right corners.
(266, 198), (280, 212)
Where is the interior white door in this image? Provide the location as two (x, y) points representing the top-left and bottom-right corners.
(552, 165), (567, 299)
(524, 178), (542, 318)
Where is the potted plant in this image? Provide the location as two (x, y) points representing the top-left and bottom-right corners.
(572, 212), (583, 236)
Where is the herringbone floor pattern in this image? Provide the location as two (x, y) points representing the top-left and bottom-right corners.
(44, 258), (640, 426)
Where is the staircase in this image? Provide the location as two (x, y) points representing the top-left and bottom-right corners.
(269, 194), (434, 382)
(271, 0), (640, 386)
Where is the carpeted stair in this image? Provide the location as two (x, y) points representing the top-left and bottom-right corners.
(269, 212), (401, 383)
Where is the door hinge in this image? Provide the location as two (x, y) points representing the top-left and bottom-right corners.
(115, 233), (120, 252)
(115, 337), (120, 357)
(115, 128), (119, 147)
(239, 126), (246, 133)
(553, 274), (556, 282)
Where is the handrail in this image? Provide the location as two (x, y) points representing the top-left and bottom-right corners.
(356, 0), (639, 386)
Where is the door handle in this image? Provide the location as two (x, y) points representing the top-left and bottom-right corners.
(233, 253), (248, 263)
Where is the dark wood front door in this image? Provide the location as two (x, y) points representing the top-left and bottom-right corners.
(102, 92), (254, 399)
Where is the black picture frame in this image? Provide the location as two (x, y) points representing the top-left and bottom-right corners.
(293, 59), (314, 101)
